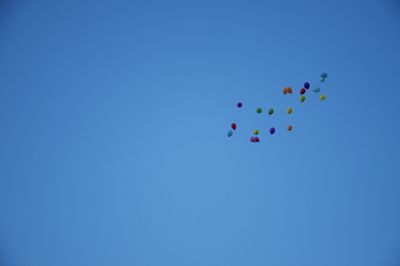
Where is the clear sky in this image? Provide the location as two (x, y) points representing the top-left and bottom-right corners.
(1, 0), (400, 265)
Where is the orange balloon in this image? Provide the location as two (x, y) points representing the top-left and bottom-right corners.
(287, 125), (293, 131)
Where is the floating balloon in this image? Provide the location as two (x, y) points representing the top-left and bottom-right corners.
(321, 73), (328, 79)
(300, 88), (306, 95)
(227, 130), (233, 137)
(300, 95), (305, 102)
(237, 102), (243, 108)
(253, 129), (259, 135)
(304, 82), (310, 89)
(287, 125), (293, 131)
(269, 127), (276, 135)
(268, 108), (274, 115)
(320, 94), (326, 101)
(256, 107), (263, 113)
(250, 136), (260, 143)
(231, 123), (237, 130)
(287, 107), (293, 114)
(313, 87), (321, 93)
(283, 87), (293, 95)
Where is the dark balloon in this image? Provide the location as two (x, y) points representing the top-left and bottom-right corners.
(250, 136), (260, 143)
(269, 127), (276, 135)
(321, 73), (328, 79)
(237, 102), (243, 108)
(304, 82), (310, 89)
(231, 123), (237, 130)
(287, 125), (293, 131)
(227, 130), (233, 137)
(268, 108), (274, 115)
(300, 88), (306, 95)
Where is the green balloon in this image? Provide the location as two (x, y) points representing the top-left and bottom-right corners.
(300, 95), (305, 102)
(256, 107), (262, 113)
(268, 108), (274, 115)
(253, 129), (259, 135)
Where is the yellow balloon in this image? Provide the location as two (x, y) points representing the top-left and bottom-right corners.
(320, 94), (326, 101)
(253, 129), (259, 135)
(300, 95), (305, 103)
(287, 107), (293, 114)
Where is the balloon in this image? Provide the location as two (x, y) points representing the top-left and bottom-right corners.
(227, 130), (233, 137)
(313, 87), (321, 93)
(300, 95), (305, 102)
(250, 136), (260, 143)
(321, 73), (328, 79)
(269, 127), (276, 135)
(287, 107), (293, 114)
(287, 125), (293, 131)
(283, 87), (292, 95)
(320, 94), (326, 101)
(237, 102), (243, 108)
(300, 88), (306, 95)
(256, 107), (263, 113)
(253, 129), (259, 135)
(231, 123), (237, 130)
(304, 82), (310, 89)
(268, 108), (274, 115)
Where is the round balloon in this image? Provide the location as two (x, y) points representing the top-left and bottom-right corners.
(237, 102), (243, 108)
(313, 87), (321, 93)
(287, 125), (293, 131)
(287, 107), (293, 114)
(253, 129), (259, 135)
(256, 107), (263, 113)
(269, 127), (275, 135)
(231, 123), (237, 130)
(320, 94), (326, 101)
(227, 130), (233, 137)
(304, 82), (310, 89)
(300, 95), (305, 102)
(250, 136), (259, 143)
(300, 88), (306, 95)
(321, 73), (328, 79)
(283, 87), (292, 94)
(268, 108), (274, 115)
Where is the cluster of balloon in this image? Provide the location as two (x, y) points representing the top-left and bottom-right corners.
(313, 73), (328, 101)
(227, 73), (329, 143)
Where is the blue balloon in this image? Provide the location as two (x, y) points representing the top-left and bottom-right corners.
(227, 130), (233, 137)
(321, 73), (328, 79)
(304, 82), (310, 89)
(269, 127), (276, 135)
(313, 87), (321, 93)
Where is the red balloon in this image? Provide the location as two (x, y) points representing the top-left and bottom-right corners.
(231, 123), (237, 130)
(300, 88), (306, 95)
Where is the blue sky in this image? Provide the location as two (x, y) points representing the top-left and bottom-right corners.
(1, 0), (400, 265)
